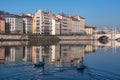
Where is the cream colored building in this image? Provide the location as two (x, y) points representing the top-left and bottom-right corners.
(22, 14), (33, 34)
(56, 14), (85, 35)
(52, 17), (61, 35)
(57, 13), (72, 35)
(73, 15), (85, 34)
(71, 17), (80, 34)
(85, 26), (96, 35)
(35, 10), (52, 35)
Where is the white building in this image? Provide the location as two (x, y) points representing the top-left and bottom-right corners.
(4, 15), (23, 34)
(52, 17), (61, 35)
(71, 17), (81, 35)
(35, 10), (52, 35)
(22, 14), (32, 34)
(73, 15), (85, 34)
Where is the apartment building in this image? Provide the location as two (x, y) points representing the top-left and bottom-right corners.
(0, 16), (5, 33)
(22, 14), (32, 34)
(4, 15), (23, 34)
(52, 16), (61, 35)
(73, 15), (85, 34)
(57, 13), (72, 35)
(35, 10), (52, 35)
(56, 14), (85, 35)
(71, 17), (81, 35)
(85, 26), (96, 35)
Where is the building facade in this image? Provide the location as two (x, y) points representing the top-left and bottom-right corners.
(85, 26), (96, 35)
(52, 17), (61, 35)
(4, 15), (23, 34)
(35, 10), (52, 35)
(56, 14), (85, 35)
(57, 14), (72, 35)
(73, 15), (85, 34)
(0, 16), (5, 33)
(71, 17), (80, 35)
(25, 14), (35, 34)
(22, 14), (32, 34)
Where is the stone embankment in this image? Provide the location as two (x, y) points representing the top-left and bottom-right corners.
(28, 35), (60, 45)
(57, 35), (93, 41)
(0, 34), (28, 41)
(0, 34), (94, 42)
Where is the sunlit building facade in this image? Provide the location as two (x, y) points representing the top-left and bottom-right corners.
(85, 26), (96, 35)
(22, 14), (32, 34)
(35, 10), (52, 35)
(52, 16), (61, 35)
(4, 15), (23, 34)
(56, 14), (85, 35)
(0, 16), (5, 33)
(57, 14), (72, 35)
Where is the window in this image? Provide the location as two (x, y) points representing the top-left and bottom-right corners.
(36, 20), (40, 22)
(36, 17), (40, 18)
(36, 23), (40, 25)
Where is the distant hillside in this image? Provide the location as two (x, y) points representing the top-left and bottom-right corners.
(0, 10), (11, 15)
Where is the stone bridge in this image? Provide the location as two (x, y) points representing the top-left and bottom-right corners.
(94, 33), (120, 40)
(94, 40), (120, 47)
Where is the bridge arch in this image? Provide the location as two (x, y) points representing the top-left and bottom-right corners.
(98, 36), (109, 40)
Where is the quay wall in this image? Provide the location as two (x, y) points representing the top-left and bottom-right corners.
(0, 34), (28, 40)
(0, 34), (95, 41)
(57, 35), (93, 40)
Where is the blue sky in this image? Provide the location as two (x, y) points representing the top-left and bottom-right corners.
(0, 0), (120, 28)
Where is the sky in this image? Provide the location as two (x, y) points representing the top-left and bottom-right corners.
(0, 0), (120, 29)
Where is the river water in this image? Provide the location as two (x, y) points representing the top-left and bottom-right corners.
(0, 40), (120, 80)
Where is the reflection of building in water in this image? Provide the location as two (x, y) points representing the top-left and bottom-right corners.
(4, 46), (32, 62)
(60, 45), (84, 63)
(32, 45), (52, 63)
(51, 44), (85, 65)
(0, 47), (5, 63)
(0, 44), (96, 64)
(5, 47), (23, 62)
(51, 44), (60, 62)
(32, 46), (42, 63)
(22, 46), (32, 62)
(84, 45), (96, 53)
(0, 47), (5, 60)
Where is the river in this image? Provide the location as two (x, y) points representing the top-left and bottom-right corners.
(0, 40), (120, 80)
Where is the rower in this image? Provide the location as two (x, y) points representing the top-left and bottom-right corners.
(76, 57), (86, 70)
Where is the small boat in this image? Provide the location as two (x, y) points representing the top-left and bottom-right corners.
(76, 57), (86, 70)
(34, 61), (45, 67)
(76, 63), (86, 70)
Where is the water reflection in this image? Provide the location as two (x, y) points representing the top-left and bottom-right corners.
(0, 40), (120, 79)
(1, 40), (119, 64)
(0, 41), (98, 66)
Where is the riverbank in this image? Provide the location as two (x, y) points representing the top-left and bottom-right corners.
(0, 34), (95, 41)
